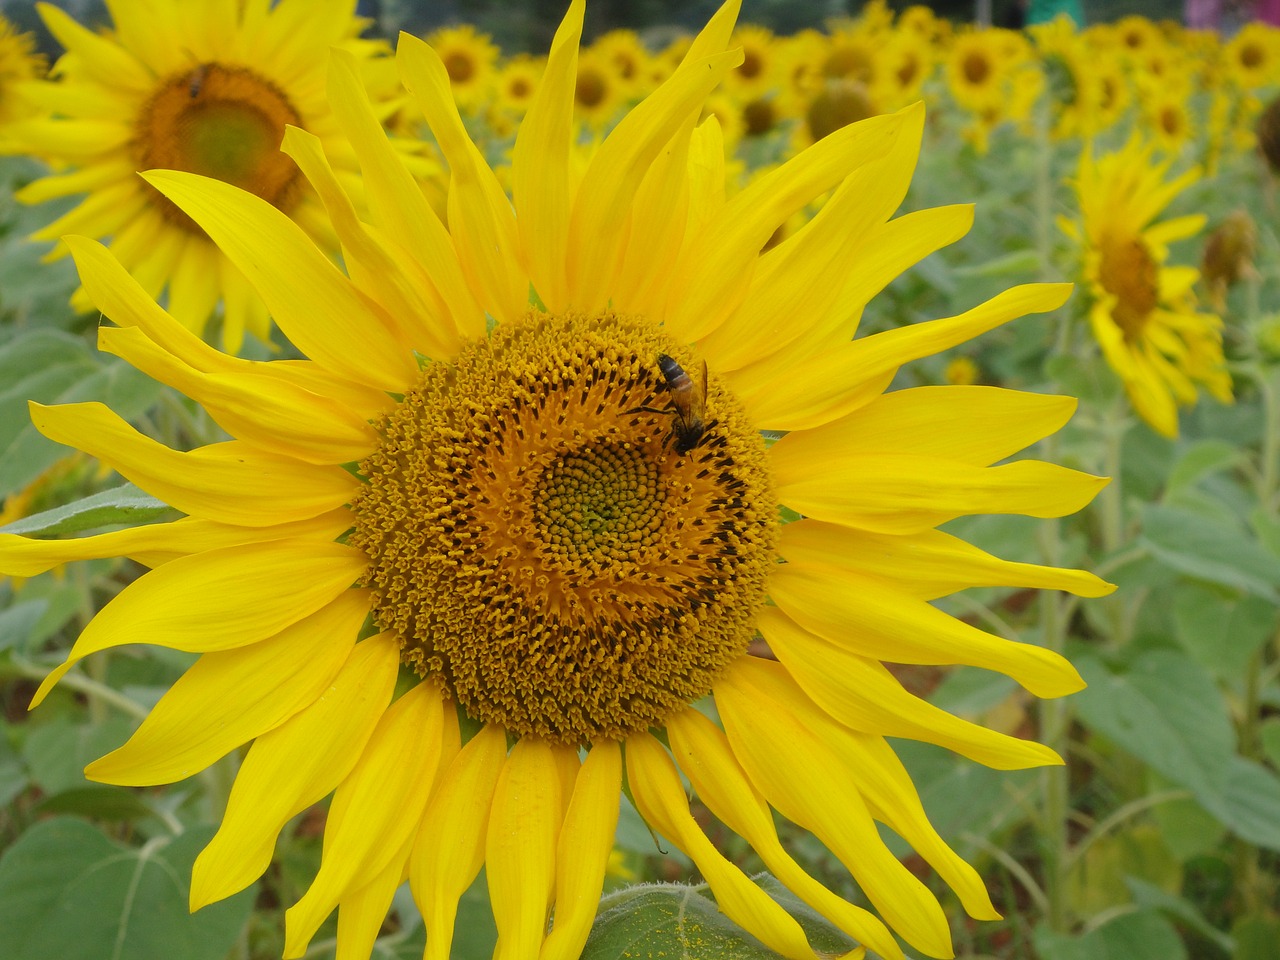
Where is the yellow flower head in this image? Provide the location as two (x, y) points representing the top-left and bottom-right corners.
(1064, 138), (1233, 437)
(1, 0), (397, 354)
(424, 23), (499, 109)
(6, 3), (1111, 959)
(0, 12), (45, 125)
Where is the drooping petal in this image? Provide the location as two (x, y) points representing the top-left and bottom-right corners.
(768, 562), (1084, 698)
(190, 634), (399, 909)
(626, 732), (828, 960)
(334, 859), (406, 960)
(540, 741), (622, 960)
(86, 590), (370, 786)
(716, 658), (954, 958)
(30, 539), (366, 707)
(409, 724), (508, 960)
(759, 608), (1061, 770)
(284, 683), (449, 958)
(666, 709), (906, 960)
(487, 738), (562, 960)
(778, 520), (1114, 601)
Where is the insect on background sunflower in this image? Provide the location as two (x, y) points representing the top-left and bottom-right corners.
(4, 2), (1112, 959)
(1062, 137), (1233, 437)
(0, 0), (395, 353)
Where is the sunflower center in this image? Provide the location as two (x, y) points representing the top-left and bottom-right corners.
(1098, 234), (1160, 339)
(743, 97), (778, 136)
(350, 312), (777, 745)
(133, 63), (302, 234)
(962, 51), (991, 85)
(444, 51), (476, 84)
(576, 68), (608, 109)
(807, 79), (876, 142)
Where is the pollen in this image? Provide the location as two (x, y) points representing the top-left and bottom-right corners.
(133, 62), (303, 233)
(350, 312), (777, 745)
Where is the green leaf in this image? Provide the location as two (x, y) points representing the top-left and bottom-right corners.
(0, 735), (28, 809)
(0, 818), (254, 960)
(0, 484), (176, 537)
(952, 249), (1042, 278)
(1258, 719), (1280, 771)
(1172, 584), (1277, 679)
(1140, 505), (1280, 603)
(1073, 650), (1235, 815)
(1164, 440), (1243, 497)
(0, 598), (47, 652)
(21, 717), (136, 796)
(580, 879), (861, 960)
(1217, 758), (1280, 852)
(34, 785), (158, 822)
(1033, 909), (1187, 960)
(1124, 877), (1234, 954)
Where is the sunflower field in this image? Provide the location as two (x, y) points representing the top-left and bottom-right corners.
(0, 1), (1278, 958)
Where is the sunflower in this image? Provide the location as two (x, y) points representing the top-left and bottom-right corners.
(423, 23), (498, 111)
(7, 2), (1111, 959)
(724, 25), (777, 99)
(0, 0), (395, 354)
(0, 12), (44, 125)
(1223, 22), (1279, 92)
(589, 28), (651, 98)
(1063, 138), (1233, 437)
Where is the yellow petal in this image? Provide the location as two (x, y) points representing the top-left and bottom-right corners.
(663, 110), (906, 343)
(86, 590), (370, 785)
(566, 47), (744, 310)
(334, 859), (406, 960)
(773, 452), (1107, 535)
(190, 634), (399, 909)
(717, 659), (954, 958)
(409, 724), (508, 960)
(285, 684), (448, 958)
(666, 709), (906, 960)
(779, 520), (1114, 601)
(398, 34), (528, 325)
(30, 539), (366, 708)
(626, 732), (829, 960)
(511, 0), (585, 311)
(29, 401), (358, 526)
(540, 741), (622, 960)
(734, 283), (1072, 432)
(768, 563), (1085, 698)
(487, 738), (562, 960)
(141, 170), (416, 392)
(98, 325), (377, 465)
(771, 387), (1078, 469)
(37, 2), (152, 92)
(0, 513), (351, 579)
(759, 607), (1061, 770)
(327, 47), (485, 341)
(280, 126), (460, 361)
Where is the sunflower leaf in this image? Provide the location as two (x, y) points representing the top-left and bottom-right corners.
(0, 817), (254, 960)
(0, 483), (177, 537)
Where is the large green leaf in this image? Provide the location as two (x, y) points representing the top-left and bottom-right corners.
(1141, 505), (1280, 603)
(1073, 650), (1235, 816)
(0, 818), (254, 960)
(1172, 584), (1277, 679)
(1217, 758), (1280, 852)
(1033, 909), (1187, 960)
(0, 484), (176, 537)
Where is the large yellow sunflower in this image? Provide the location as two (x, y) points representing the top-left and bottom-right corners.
(6, 2), (1110, 958)
(0, 0), (395, 353)
(1063, 138), (1233, 437)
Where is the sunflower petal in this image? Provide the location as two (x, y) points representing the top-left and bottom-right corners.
(86, 591), (370, 785)
(284, 684), (448, 958)
(410, 723), (508, 960)
(29, 539), (366, 708)
(190, 634), (399, 909)
(540, 741), (622, 960)
(666, 709), (906, 960)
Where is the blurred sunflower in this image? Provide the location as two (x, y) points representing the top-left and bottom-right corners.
(424, 23), (498, 110)
(1224, 22), (1279, 92)
(6, 2), (1110, 959)
(1, 0), (395, 353)
(0, 13), (44, 125)
(590, 28), (651, 98)
(1062, 138), (1232, 437)
(724, 24), (777, 99)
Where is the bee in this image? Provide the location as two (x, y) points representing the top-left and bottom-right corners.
(656, 354), (707, 454)
(188, 62), (210, 99)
